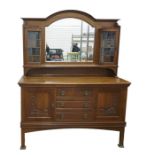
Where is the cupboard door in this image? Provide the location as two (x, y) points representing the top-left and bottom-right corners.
(22, 87), (55, 121)
(99, 29), (119, 64)
(96, 87), (123, 120)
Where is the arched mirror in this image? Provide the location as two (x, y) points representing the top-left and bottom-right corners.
(45, 18), (95, 62)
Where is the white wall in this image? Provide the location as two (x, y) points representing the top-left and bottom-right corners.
(46, 18), (94, 52)
(0, 0), (155, 155)
(46, 19), (81, 52)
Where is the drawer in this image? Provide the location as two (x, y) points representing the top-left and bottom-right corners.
(56, 101), (93, 108)
(56, 88), (92, 97)
(56, 96), (93, 101)
(55, 111), (94, 121)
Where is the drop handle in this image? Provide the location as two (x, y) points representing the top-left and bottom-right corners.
(59, 102), (64, 107)
(51, 103), (55, 108)
(60, 113), (64, 120)
(83, 113), (88, 120)
(84, 90), (89, 96)
(83, 102), (89, 108)
(60, 90), (65, 96)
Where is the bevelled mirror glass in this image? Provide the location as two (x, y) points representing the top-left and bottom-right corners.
(45, 18), (95, 62)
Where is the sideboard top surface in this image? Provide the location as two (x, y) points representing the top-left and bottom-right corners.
(19, 76), (130, 86)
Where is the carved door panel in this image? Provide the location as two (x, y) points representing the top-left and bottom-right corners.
(96, 87), (122, 121)
(22, 87), (55, 121)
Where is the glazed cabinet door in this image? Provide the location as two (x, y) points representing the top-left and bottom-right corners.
(96, 86), (127, 121)
(99, 28), (120, 64)
(24, 27), (45, 65)
(22, 87), (55, 121)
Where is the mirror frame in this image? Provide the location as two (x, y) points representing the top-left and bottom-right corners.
(43, 10), (97, 64)
(45, 17), (96, 63)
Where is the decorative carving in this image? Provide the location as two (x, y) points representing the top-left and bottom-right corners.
(98, 91), (120, 116)
(100, 102), (118, 116)
(29, 95), (49, 116)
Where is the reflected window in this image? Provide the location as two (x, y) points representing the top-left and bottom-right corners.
(45, 18), (95, 62)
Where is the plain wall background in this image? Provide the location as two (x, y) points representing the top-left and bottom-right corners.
(0, 0), (155, 154)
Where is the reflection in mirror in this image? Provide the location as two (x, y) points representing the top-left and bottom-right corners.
(45, 18), (95, 62)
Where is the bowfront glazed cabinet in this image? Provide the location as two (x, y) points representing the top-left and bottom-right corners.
(18, 10), (130, 149)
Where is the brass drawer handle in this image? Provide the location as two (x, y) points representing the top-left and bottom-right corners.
(83, 102), (89, 108)
(84, 90), (89, 96)
(59, 102), (64, 107)
(51, 103), (55, 108)
(60, 90), (65, 96)
(83, 113), (88, 119)
(60, 113), (64, 120)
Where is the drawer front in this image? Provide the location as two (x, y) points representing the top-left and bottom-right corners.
(56, 101), (93, 108)
(56, 96), (93, 101)
(56, 88), (92, 97)
(55, 87), (94, 121)
(55, 111), (94, 121)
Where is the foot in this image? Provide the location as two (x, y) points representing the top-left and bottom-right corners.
(20, 145), (26, 150)
(118, 144), (124, 148)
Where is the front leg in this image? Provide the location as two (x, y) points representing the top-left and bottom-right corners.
(20, 129), (26, 150)
(118, 128), (125, 148)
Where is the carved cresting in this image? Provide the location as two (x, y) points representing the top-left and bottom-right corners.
(29, 94), (49, 117)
